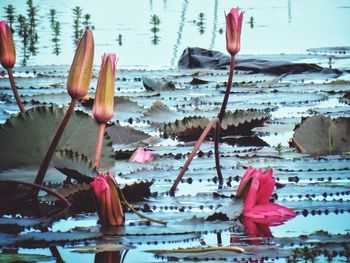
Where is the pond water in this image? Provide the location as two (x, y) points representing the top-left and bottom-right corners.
(0, 0), (350, 68)
(0, 1), (350, 263)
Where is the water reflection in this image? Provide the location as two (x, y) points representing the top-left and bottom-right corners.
(150, 14), (161, 45)
(209, 0), (218, 50)
(17, 15), (29, 65)
(4, 4), (16, 32)
(288, 0), (292, 24)
(249, 16), (254, 29)
(49, 9), (61, 55)
(72, 6), (83, 46)
(117, 34), (122, 46)
(27, 0), (38, 56)
(170, 0), (188, 67)
(94, 250), (129, 263)
(196, 12), (205, 35)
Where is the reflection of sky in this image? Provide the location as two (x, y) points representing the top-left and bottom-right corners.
(1, 0), (349, 68)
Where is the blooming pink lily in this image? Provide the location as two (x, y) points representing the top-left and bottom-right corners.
(90, 171), (124, 226)
(236, 166), (296, 220)
(129, 147), (154, 163)
(225, 8), (244, 56)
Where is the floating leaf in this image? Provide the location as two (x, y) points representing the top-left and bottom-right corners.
(106, 123), (157, 147)
(291, 115), (350, 155)
(143, 100), (181, 124)
(0, 253), (53, 262)
(0, 106), (114, 175)
(142, 77), (175, 91)
(163, 110), (269, 139)
(70, 244), (132, 253)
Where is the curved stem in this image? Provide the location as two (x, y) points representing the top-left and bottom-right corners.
(1, 180), (71, 217)
(93, 123), (106, 169)
(214, 55), (235, 184)
(7, 68), (25, 113)
(1, 180), (69, 262)
(34, 98), (77, 186)
(170, 118), (220, 195)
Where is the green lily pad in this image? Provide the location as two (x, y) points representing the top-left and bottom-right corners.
(0, 253), (53, 262)
(291, 115), (350, 155)
(0, 106), (114, 179)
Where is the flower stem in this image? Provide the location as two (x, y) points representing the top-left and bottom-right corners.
(93, 122), (106, 169)
(7, 68), (25, 113)
(214, 55), (235, 183)
(34, 98), (77, 186)
(170, 118), (220, 195)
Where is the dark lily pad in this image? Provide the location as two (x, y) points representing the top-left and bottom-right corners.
(291, 115), (350, 155)
(163, 110), (269, 140)
(0, 106), (114, 175)
(142, 77), (175, 91)
(70, 244), (132, 253)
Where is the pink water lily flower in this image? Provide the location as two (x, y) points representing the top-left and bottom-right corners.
(129, 147), (154, 163)
(225, 8), (244, 56)
(90, 171), (124, 226)
(236, 166), (296, 220)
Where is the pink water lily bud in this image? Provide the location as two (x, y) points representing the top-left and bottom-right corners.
(67, 29), (94, 99)
(225, 8), (244, 56)
(92, 54), (116, 123)
(236, 166), (296, 221)
(90, 171), (124, 226)
(0, 21), (16, 69)
(129, 147), (155, 163)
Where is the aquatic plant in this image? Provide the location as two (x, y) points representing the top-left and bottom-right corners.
(236, 166), (296, 219)
(92, 54), (116, 168)
(34, 29), (94, 186)
(16, 15), (29, 65)
(0, 21), (25, 113)
(275, 143), (283, 156)
(90, 171), (124, 226)
(26, 0), (38, 56)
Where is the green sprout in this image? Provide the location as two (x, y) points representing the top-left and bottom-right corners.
(275, 143), (283, 156)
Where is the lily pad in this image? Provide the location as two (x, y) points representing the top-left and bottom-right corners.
(0, 106), (114, 179)
(143, 100), (181, 124)
(142, 77), (175, 91)
(163, 110), (269, 139)
(0, 253), (53, 262)
(291, 115), (350, 155)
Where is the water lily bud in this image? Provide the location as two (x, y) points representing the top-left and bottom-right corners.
(225, 8), (244, 56)
(0, 21), (16, 69)
(92, 54), (116, 123)
(90, 171), (124, 226)
(67, 29), (94, 99)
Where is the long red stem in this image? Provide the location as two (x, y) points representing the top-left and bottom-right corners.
(170, 118), (220, 195)
(93, 122), (106, 169)
(214, 55), (235, 183)
(34, 98), (77, 186)
(7, 68), (25, 113)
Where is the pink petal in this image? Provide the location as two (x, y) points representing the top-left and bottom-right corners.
(236, 166), (255, 198)
(129, 147), (154, 163)
(243, 170), (261, 213)
(243, 203), (296, 221)
(256, 168), (275, 205)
